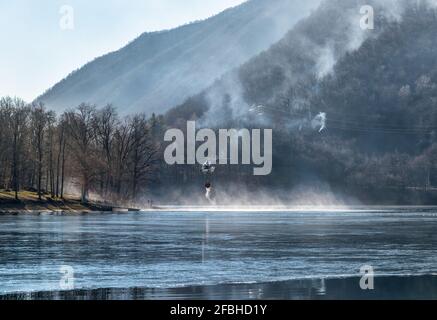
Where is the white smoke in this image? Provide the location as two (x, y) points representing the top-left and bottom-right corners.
(205, 186), (216, 205)
(198, 0), (437, 129)
(199, 73), (250, 128)
(316, 46), (336, 79)
(312, 112), (327, 132)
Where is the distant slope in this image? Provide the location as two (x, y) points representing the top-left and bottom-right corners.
(165, 0), (382, 125)
(37, 0), (321, 115)
(163, 0), (437, 193)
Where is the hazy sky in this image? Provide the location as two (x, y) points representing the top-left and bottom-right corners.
(0, 0), (246, 101)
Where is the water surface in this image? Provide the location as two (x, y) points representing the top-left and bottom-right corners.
(1, 208), (437, 295)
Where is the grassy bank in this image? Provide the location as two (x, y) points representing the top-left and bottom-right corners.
(0, 190), (113, 213)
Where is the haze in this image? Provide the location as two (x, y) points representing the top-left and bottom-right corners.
(0, 0), (246, 101)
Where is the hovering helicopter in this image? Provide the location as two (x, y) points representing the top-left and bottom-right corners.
(201, 161), (216, 204)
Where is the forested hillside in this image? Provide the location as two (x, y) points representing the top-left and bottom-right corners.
(162, 0), (437, 203)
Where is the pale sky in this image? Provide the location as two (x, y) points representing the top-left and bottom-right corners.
(0, 0), (246, 101)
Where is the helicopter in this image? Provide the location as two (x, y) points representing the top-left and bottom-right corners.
(201, 161), (216, 204)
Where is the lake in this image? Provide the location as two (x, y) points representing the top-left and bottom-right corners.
(1, 207), (437, 299)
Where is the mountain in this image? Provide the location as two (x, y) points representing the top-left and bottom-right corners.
(165, 0), (383, 125)
(37, 0), (321, 115)
(160, 0), (437, 202)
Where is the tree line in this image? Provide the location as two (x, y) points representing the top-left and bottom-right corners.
(0, 96), (162, 204)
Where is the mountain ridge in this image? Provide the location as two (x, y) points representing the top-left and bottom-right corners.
(38, 0), (321, 115)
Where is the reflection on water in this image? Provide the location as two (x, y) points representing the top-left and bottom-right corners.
(0, 208), (437, 298)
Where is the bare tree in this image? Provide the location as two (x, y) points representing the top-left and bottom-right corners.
(46, 111), (56, 197)
(10, 99), (29, 200)
(0, 97), (14, 189)
(93, 105), (118, 195)
(128, 114), (159, 200)
(56, 116), (67, 198)
(64, 104), (97, 203)
(30, 103), (49, 200)
(113, 118), (132, 197)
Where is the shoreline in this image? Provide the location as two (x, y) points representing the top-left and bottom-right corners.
(2, 205), (437, 215)
(3, 189), (437, 215)
(0, 190), (141, 214)
(1, 275), (437, 300)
